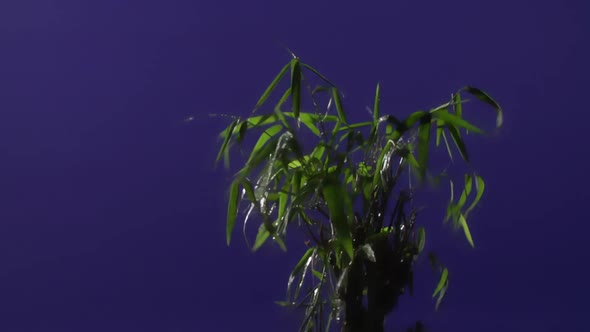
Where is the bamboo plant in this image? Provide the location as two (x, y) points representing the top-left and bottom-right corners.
(215, 54), (502, 332)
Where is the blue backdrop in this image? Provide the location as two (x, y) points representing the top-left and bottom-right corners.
(1, 0), (588, 331)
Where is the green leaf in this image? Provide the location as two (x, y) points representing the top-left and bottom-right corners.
(459, 214), (475, 247)
(435, 119), (444, 147)
(298, 112), (321, 136)
(465, 175), (485, 217)
(216, 119), (239, 167)
(273, 88), (293, 131)
(301, 63), (337, 87)
(277, 188), (288, 224)
(417, 115), (432, 180)
(226, 181), (240, 245)
(433, 267), (448, 297)
(312, 269), (324, 280)
(337, 121), (373, 131)
(447, 124), (469, 162)
(236, 121), (248, 143)
(288, 248), (315, 293)
(462, 86), (503, 127)
(440, 129), (454, 161)
(404, 111), (427, 128)
(431, 109), (483, 134)
(244, 114), (277, 128)
(290, 58), (301, 123)
(274, 236), (287, 252)
(252, 223), (270, 251)
(453, 92), (463, 118)
(331, 87), (347, 124)
(254, 62), (290, 110)
(417, 227), (426, 253)
(248, 124), (283, 162)
(457, 174), (473, 209)
(373, 82), (381, 125)
(322, 175), (354, 259)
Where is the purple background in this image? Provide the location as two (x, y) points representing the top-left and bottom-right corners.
(1, 0), (588, 331)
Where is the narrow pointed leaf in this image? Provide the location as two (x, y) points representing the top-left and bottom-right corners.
(441, 130), (454, 161)
(301, 63), (337, 87)
(435, 281), (448, 311)
(331, 87), (347, 124)
(432, 109), (483, 134)
(447, 124), (469, 162)
(254, 62), (290, 110)
(465, 175), (485, 217)
(433, 268), (448, 297)
(288, 248), (315, 292)
(216, 119), (239, 166)
(417, 227), (426, 253)
(373, 82), (381, 125)
(236, 121), (248, 143)
(226, 181), (240, 245)
(457, 174), (473, 209)
(435, 119), (444, 147)
(273, 88), (293, 131)
(248, 124), (283, 162)
(453, 92), (462, 118)
(290, 59), (301, 122)
(459, 214), (475, 247)
(322, 175), (354, 259)
(252, 223), (270, 251)
(462, 86), (503, 127)
(297, 112), (321, 136)
(417, 115), (432, 180)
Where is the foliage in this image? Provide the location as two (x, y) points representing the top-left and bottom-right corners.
(216, 55), (502, 332)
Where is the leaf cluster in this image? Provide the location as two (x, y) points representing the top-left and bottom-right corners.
(216, 56), (502, 331)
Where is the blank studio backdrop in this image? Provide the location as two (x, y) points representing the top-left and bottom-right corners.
(0, 1), (588, 331)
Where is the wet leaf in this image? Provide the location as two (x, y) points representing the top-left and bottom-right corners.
(277, 188), (288, 224)
(288, 248), (315, 295)
(322, 175), (354, 259)
(361, 244), (376, 262)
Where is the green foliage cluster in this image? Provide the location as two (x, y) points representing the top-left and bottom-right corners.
(216, 55), (502, 332)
